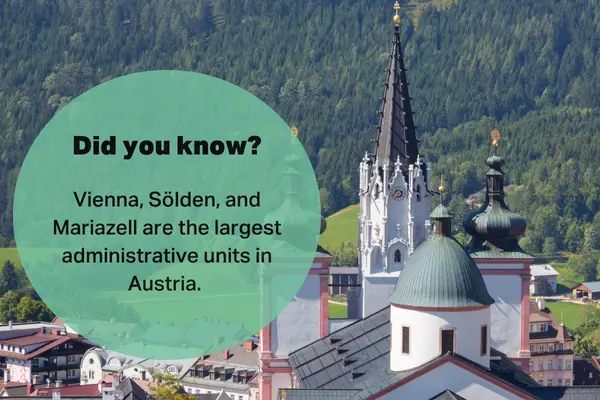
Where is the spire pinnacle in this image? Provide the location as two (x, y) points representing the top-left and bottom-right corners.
(291, 125), (299, 137)
(374, 5), (419, 173)
(393, 1), (401, 24)
(561, 310), (565, 326)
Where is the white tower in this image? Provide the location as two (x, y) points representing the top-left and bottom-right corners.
(353, 11), (432, 319)
(389, 201), (495, 372)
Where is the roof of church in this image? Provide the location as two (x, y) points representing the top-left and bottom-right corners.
(388, 204), (495, 308)
(285, 307), (537, 400)
(373, 21), (418, 169)
(464, 143), (530, 259)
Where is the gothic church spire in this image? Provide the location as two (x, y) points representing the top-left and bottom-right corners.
(374, 1), (419, 170)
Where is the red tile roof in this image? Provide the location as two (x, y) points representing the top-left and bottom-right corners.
(0, 336), (70, 360)
(0, 334), (59, 346)
(32, 384), (104, 396)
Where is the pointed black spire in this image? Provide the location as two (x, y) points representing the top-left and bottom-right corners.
(374, 3), (419, 170)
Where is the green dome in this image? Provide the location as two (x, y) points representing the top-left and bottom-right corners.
(389, 221), (495, 308)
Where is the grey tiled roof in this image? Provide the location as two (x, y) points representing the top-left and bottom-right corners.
(388, 233), (495, 308)
(278, 389), (359, 400)
(288, 308), (542, 399)
(580, 281), (600, 293)
(528, 387), (600, 399)
(374, 24), (419, 169)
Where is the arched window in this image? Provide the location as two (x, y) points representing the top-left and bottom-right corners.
(394, 249), (401, 263)
(167, 365), (178, 374)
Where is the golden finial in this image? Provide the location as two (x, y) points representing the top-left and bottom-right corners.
(281, 389), (287, 400)
(393, 1), (401, 24)
(291, 125), (299, 137)
(491, 129), (501, 148)
(438, 175), (445, 193)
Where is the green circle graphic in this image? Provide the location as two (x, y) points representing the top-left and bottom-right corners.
(13, 71), (321, 359)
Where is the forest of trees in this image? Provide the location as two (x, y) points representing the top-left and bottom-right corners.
(0, 260), (53, 323)
(0, 0), (599, 260)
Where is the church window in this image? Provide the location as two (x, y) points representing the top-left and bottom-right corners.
(416, 185), (421, 202)
(401, 326), (410, 354)
(374, 184), (380, 199)
(480, 325), (487, 356)
(441, 329), (455, 354)
(394, 250), (401, 263)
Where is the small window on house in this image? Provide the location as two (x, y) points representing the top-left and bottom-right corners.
(402, 326), (410, 354)
(394, 250), (401, 263)
(441, 329), (455, 354)
(480, 326), (487, 355)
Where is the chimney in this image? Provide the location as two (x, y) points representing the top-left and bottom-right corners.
(52, 388), (61, 400)
(223, 350), (229, 360)
(8, 320), (12, 329)
(26, 383), (33, 396)
(244, 340), (255, 352)
(537, 298), (545, 311)
(55, 380), (63, 388)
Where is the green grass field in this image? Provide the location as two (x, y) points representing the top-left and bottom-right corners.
(319, 204), (359, 252)
(328, 302), (348, 319)
(0, 248), (21, 267)
(546, 301), (587, 329)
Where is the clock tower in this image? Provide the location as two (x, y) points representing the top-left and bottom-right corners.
(353, 2), (432, 319)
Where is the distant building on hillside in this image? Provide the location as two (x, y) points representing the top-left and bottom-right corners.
(528, 299), (574, 386)
(530, 264), (559, 295)
(573, 282), (600, 300)
(573, 356), (600, 385)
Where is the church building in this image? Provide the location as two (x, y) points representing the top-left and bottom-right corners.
(257, 2), (600, 399)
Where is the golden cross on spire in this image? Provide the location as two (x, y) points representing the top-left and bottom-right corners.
(439, 175), (445, 203)
(393, 1), (401, 24)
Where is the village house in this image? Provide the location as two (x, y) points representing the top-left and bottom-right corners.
(572, 282), (600, 301)
(79, 347), (197, 385)
(530, 265), (559, 296)
(182, 339), (259, 400)
(528, 299), (574, 386)
(0, 328), (93, 385)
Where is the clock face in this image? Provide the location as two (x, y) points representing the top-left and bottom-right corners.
(391, 187), (404, 200)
